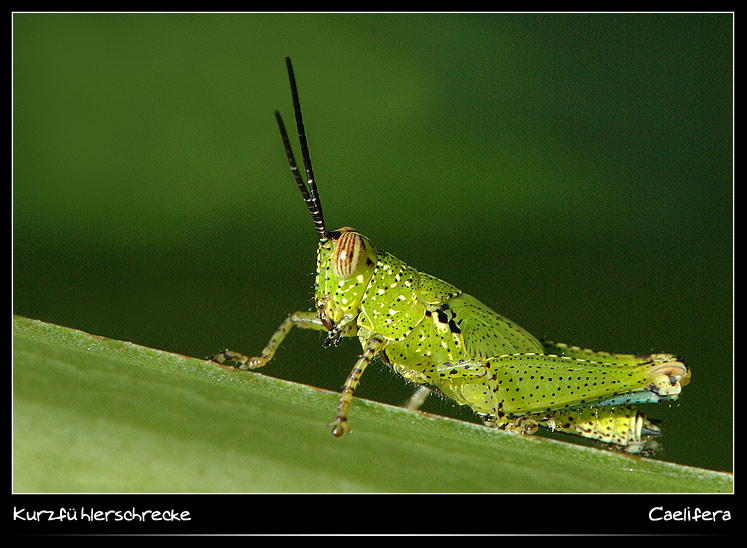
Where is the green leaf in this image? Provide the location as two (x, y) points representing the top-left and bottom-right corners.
(13, 316), (732, 493)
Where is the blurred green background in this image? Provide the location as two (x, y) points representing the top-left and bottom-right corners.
(13, 13), (732, 473)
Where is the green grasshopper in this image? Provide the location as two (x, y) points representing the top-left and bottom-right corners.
(211, 57), (691, 455)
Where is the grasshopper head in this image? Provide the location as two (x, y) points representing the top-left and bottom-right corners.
(315, 227), (378, 332)
(274, 58), (377, 335)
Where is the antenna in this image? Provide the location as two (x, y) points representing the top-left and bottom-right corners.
(275, 57), (327, 242)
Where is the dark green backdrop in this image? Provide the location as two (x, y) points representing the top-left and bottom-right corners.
(13, 13), (732, 473)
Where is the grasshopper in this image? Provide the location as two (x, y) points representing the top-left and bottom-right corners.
(211, 58), (690, 455)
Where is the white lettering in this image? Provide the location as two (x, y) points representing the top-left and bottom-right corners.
(649, 506), (731, 522)
(13, 507), (191, 522)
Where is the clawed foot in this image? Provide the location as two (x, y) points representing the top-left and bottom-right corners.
(322, 329), (345, 348)
(208, 350), (268, 371)
(328, 417), (351, 437)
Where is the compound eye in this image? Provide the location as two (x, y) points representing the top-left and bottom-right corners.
(332, 231), (366, 279)
(325, 226), (357, 241)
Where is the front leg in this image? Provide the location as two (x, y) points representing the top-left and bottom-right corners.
(209, 310), (326, 370)
(329, 334), (387, 437)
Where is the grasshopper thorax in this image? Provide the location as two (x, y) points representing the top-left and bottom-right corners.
(315, 227), (378, 333)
